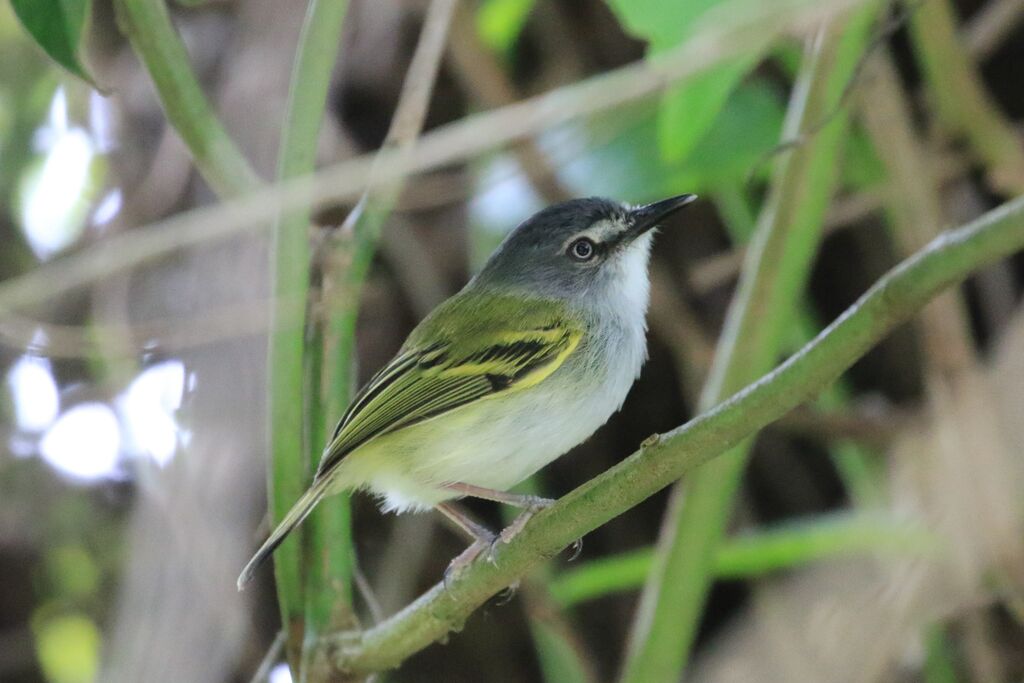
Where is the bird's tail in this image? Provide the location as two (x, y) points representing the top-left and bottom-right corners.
(237, 475), (334, 590)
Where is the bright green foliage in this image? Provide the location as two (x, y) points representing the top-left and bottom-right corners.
(44, 546), (100, 601)
(603, 0), (760, 162)
(549, 513), (934, 606)
(560, 81), (785, 200)
(32, 612), (101, 683)
(477, 0), (537, 54)
(924, 624), (961, 683)
(10, 0), (95, 84)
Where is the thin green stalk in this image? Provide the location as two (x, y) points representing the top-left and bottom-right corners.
(908, 0), (1024, 195)
(266, 0), (351, 675)
(794, 310), (886, 505)
(714, 187), (885, 505)
(620, 10), (879, 682)
(113, 0), (260, 196)
(504, 480), (597, 683)
(548, 512), (935, 607)
(924, 623), (961, 683)
(301, 2), (455, 667)
(312, 194), (1024, 676)
(320, 0), (457, 428)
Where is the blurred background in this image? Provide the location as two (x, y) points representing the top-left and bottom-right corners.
(1, 0), (1024, 681)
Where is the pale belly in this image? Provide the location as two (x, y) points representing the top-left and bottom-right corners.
(340, 327), (646, 513)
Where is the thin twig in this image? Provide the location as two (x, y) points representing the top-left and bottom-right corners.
(964, 0), (1024, 61)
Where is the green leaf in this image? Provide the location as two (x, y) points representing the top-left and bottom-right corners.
(477, 0), (537, 54)
(603, 0), (720, 47)
(559, 79), (785, 199)
(658, 59), (755, 162)
(32, 612), (101, 683)
(603, 0), (761, 162)
(11, 0), (95, 84)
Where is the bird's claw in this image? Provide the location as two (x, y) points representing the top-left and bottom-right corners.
(567, 537), (583, 561)
(444, 534), (495, 590)
(495, 581), (520, 605)
(486, 498), (556, 564)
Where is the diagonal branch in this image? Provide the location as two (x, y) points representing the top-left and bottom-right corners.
(308, 194), (1024, 675)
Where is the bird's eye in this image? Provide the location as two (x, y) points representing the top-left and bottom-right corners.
(568, 238), (596, 262)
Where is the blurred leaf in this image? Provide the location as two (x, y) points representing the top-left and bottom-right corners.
(560, 80), (785, 200)
(658, 59), (756, 162)
(45, 545), (100, 600)
(529, 618), (594, 683)
(32, 613), (100, 683)
(842, 126), (886, 189)
(10, 0), (95, 85)
(603, 0), (720, 46)
(924, 623), (961, 683)
(477, 0), (536, 54)
(603, 0), (761, 162)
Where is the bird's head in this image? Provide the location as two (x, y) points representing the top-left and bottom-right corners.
(472, 194), (697, 311)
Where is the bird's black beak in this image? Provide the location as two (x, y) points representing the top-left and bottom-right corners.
(626, 193), (698, 241)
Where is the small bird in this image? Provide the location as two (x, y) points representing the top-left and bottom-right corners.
(238, 193), (697, 589)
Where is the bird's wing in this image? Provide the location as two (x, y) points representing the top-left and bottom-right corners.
(315, 303), (582, 480)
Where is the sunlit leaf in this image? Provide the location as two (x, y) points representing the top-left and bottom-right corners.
(603, 0), (762, 162)
(45, 546), (100, 600)
(33, 612), (100, 683)
(559, 80), (785, 200)
(10, 0), (95, 84)
(603, 0), (720, 47)
(477, 0), (537, 54)
(658, 60), (755, 162)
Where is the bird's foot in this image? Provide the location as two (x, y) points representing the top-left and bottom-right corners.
(487, 497), (555, 563)
(444, 532), (497, 590)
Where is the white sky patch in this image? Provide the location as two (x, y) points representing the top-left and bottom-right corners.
(6, 356), (59, 433)
(32, 86), (68, 151)
(92, 188), (123, 226)
(89, 90), (118, 154)
(40, 403), (121, 482)
(469, 155), (542, 236)
(21, 128), (96, 259)
(118, 360), (185, 467)
(268, 663), (292, 683)
(467, 155), (544, 272)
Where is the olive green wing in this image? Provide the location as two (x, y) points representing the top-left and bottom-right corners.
(315, 303), (582, 480)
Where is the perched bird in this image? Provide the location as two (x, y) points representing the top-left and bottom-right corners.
(238, 193), (697, 589)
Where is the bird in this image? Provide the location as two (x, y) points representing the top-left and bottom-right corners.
(237, 193), (697, 590)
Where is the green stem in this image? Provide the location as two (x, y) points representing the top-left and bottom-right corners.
(113, 0), (260, 196)
(267, 0), (351, 674)
(908, 0), (1024, 195)
(548, 512), (935, 607)
(924, 623), (961, 683)
(620, 9), (878, 682)
(504, 480), (597, 683)
(312, 193), (1024, 676)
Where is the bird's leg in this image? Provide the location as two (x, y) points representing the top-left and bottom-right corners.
(444, 483), (558, 559)
(435, 502), (496, 588)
